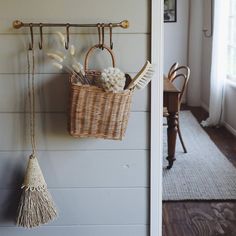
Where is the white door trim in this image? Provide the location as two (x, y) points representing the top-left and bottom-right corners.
(150, 0), (163, 236)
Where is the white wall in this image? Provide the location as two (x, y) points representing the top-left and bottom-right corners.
(201, 36), (212, 109)
(201, 0), (213, 109)
(0, 1), (150, 235)
(164, 0), (189, 73)
(224, 83), (236, 135)
(187, 0), (203, 106)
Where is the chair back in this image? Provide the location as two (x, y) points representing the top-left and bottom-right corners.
(167, 62), (179, 81)
(170, 66), (190, 107)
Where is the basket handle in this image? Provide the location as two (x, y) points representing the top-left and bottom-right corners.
(84, 44), (116, 71)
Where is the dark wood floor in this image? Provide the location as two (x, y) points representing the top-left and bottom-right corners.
(163, 106), (236, 236)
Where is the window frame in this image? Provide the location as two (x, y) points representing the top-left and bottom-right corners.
(150, 0), (163, 236)
(227, 0), (236, 82)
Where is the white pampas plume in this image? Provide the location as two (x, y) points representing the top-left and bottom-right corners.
(52, 62), (63, 70)
(54, 50), (66, 60)
(73, 62), (85, 76)
(47, 53), (64, 63)
(72, 64), (81, 73)
(56, 31), (66, 46)
(72, 62), (83, 72)
(72, 63), (90, 84)
(69, 45), (75, 56)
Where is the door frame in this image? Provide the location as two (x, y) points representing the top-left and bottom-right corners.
(150, 0), (163, 236)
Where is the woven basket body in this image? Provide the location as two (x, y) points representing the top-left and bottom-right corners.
(68, 81), (133, 140)
(68, 44), (133, 140)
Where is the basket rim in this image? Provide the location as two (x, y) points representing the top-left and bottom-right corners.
(70, 79), (133, 95)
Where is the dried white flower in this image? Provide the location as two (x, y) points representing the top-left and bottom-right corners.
(72, 64), (81, 73)
(47, 31), (90, 85)
(98, 67), (126, 93)
(73, 62), (85, 76)
(69, 45), (75, 56)
(54, 50), (66, 60)
(47, 52), (64, 63)
(52, 62), (63, 70)
(56, 32), (66, 46)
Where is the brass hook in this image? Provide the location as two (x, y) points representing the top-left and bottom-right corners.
(109, 23), (113, 50)
(39, 23), (43, 49)
(29, 23), (34, 50)
(65, 23), (70, 50)
(101, 23), (105, 50)
(97, 23), (102, 48)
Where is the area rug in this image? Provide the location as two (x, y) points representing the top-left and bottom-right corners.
(163, 111), (236, 201)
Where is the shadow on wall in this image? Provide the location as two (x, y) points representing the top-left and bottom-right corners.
(0, 159), (25, 224)
(37, 74), (69, 112)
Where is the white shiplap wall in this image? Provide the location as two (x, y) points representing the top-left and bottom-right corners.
(0, 1), (150, 236)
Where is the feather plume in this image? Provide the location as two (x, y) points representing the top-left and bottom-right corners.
(69, 45), (75, 56)
(52, 62), (63, 70)
(72, 62), (85, 75)
(56, 31), (66, 46)
(47, 53), (64, 63)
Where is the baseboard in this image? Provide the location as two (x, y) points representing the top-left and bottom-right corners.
(201, 102), (209, 112)
(223, 121), (236, 137)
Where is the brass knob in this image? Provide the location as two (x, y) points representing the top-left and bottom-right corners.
(13, 20), (23, 29)
(120, 20), (129, 29)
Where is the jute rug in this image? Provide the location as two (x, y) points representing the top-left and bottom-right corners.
(163, 111), (236, 201)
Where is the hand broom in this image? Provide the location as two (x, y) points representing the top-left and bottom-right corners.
(16, 47), (57, 228)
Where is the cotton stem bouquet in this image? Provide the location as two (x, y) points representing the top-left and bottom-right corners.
(47, 32), (90, 85)
(47, 32), (154, 93)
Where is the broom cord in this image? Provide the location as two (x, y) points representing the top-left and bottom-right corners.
(27, 48), (36, 156)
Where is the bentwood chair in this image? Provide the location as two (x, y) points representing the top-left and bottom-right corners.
(164, 65), (190, 153)
(163, 62), (179, 115)
(167, 62), (179, 81)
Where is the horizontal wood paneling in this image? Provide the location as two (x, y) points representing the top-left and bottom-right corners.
(0, 150), (149, 189)
(0, 188), (149, 226)
(0, 34), (149, 74)
(0, 225), (148, 236)
(0, 74), (150, 112)
(0, 0), (150, 34)
(0, 112), (149, 151)
(0, 0), (150, 235)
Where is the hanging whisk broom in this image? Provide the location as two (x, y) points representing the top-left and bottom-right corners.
(17, 47), (57, 228)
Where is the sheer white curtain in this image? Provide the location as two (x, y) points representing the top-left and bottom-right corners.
(201, 0), (229, 127)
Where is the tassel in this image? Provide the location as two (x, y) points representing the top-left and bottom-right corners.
(17, 154), (57, 228)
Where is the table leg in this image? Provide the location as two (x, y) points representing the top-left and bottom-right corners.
(166, 112), (178, 169)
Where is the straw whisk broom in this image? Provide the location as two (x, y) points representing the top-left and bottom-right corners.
(16, 47), (57, 228)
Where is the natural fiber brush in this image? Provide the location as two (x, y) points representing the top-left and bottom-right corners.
(17, 48), (57, 228)
(17, 155), (57, 228)
(127, 61), (155, 90)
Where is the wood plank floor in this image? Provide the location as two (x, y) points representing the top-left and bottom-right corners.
(162, 106), (236, 236)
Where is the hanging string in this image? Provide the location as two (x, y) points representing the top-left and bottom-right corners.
(26, 48), (36, 156)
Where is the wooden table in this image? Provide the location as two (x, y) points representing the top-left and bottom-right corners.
(164, 79), (181, 169)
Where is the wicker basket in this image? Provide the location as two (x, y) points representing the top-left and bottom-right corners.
(68, 44), (133, 140)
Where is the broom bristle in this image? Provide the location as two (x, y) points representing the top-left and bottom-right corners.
(17, 187), (57, 228)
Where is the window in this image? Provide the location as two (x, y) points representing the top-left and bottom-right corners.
(227, 0), (236, 82)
